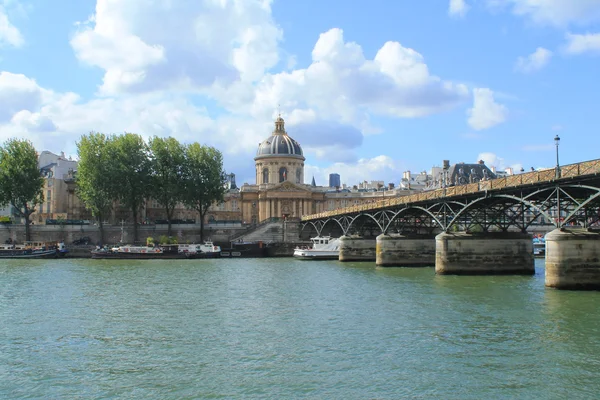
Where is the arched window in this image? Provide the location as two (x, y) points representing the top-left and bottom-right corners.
(296, 169), (301, 184)
(262, 168), (269, 184)
(279, 167), (287, 183)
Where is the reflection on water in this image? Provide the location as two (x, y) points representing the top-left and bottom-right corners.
(1, 257), (600, 399)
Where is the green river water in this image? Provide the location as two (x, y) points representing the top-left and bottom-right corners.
(2, 258), (600, 399)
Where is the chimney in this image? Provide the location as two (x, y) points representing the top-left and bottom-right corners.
(478, 159), (485, 165)
(443, 160), (450, 170)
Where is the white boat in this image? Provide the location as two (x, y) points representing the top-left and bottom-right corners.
(293, 236), (340, 260)
(533, 237), (545, 257)
(178, 241), (221, 255)
(110, 245), (164, 254)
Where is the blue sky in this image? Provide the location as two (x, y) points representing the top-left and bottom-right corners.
(1, 0), (599, 186)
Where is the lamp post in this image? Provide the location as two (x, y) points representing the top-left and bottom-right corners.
(554, 134), (561, 227)
(554, 134), (561, 179)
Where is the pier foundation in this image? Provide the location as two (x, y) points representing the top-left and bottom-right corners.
(376, 234), (436, 267)
(339, 236), (376, 262)
(435, 231), (534, 275)
(545, 228), (600, 290)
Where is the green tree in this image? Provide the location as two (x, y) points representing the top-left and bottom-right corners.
(149, 136), (185, 236)
(182, 143), (227, 242)
(76, 132), (116, 244)
(0, 139), (44, 241)
(112, 133), (152, 244)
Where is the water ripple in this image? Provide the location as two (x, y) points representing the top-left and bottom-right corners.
(1, 258), (600, 399)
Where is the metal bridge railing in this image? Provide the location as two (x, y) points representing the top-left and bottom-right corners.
(302, 158), (600, 221)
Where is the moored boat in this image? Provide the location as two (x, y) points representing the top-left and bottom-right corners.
(533, 236), (545, 257)
(293, 236), (340, 260)
(178, 241), (221, 258)
(91, 244), (182, 259)
(220, 241), (267, 258)
(0, 241), (67, 259)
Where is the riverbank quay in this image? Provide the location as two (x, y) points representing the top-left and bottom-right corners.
(65, 242), (310, 258)
(0, 223), (247, 247)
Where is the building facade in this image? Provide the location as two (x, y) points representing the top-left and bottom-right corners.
(329, 173), (340, 188)
(30, 118), (421, 226)
(237, 116), (415, 224)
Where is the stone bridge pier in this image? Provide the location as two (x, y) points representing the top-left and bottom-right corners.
(435, 231), (534, 275)
(339, 235), (376, 262)
(545, 228), (600, 290)
(376, 234), (436, 267)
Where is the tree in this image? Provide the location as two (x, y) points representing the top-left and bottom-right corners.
(112, 133), (152, 244)
(149, 136), (185, 236)
(0, 139), (44, 241)
(182, 143), (227, 242)
(76, 132), (116, 245)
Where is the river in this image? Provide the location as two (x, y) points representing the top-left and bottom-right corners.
(2, 258), (600, 399)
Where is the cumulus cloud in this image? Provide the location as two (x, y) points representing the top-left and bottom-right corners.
(0, 72), (47, 121)
(304, 155), (404, 187)
(449, 0), (470, 18)
(220, 28), (470, 128)
(2, 2), (480, 183)
(515, 47), (552, 73)
(70, 0), (282, 95)
(477, 152), (522, 172)
(0, 4), (23, 47)
(467, 88), (508, 130)
(563, 32), (600, 54)
(0, 71), (267, 157)
(504, 0), (600, 27)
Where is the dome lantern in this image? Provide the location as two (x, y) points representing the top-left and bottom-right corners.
(255, 116), (304, 159)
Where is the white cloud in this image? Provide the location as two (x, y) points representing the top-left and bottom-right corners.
(515, 47), (552, 73)
(467, 88), (508, 130)
(70, 0), (282, 95)
(3, 3), (476, 185)
(0, 71), (267, 158)
(217, 28), (470, 130)
(305, 155), (404, 186)
(0, 4), (23, 47)
(505, 0), (600, 27)
(0, 72), (47, 121)
(449, 0), (470, 18)
(477, 152), (522, 172)
(564, 32), (600, 54)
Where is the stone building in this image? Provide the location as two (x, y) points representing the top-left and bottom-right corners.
(31, 151), (89, 223)
(236, 116), (411, 224)
(32, 117), (416, 226)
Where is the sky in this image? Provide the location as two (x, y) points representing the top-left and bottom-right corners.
(1, 0), (599, 187)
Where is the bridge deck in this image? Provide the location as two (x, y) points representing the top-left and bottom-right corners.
(302, 159), (600, 221)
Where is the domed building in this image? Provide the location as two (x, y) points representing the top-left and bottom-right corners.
(239, 116), (328, 224)
(220, 115), (410, 225)
(255, 115), (305, 185)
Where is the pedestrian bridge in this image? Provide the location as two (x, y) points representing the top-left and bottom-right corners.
(299, 158), (600, 291)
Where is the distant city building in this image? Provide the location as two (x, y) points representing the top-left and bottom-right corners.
(329, 173), (340, 188)
(35, 126), (538, 226)
(31, 151), (83, 224)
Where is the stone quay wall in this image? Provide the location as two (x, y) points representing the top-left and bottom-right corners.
(0, 224), (246, 247)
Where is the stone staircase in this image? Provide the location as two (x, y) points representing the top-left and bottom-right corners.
(229, 219), (301, 243)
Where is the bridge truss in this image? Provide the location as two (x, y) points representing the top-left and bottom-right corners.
(301, 178), (600, 238)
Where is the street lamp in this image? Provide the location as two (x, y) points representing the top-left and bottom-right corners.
(554, 134), (561, 179)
